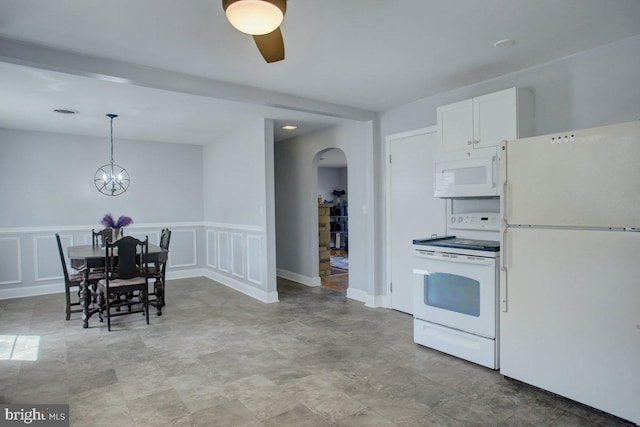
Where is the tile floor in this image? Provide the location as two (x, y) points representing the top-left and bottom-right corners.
(0, 277), (632, 426)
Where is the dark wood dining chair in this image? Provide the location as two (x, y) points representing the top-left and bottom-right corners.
(92, 228), (112, 247)
(148, 228), (171, 315)
(56, 234), (104, 320)
(97, 235), (150, 331)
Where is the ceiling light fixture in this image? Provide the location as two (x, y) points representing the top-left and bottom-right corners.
(94, 114), (130, 196)
(222, 0), (287, 63)
(493, 39), (514, 48)
(281, 124), (297, 130)
(223, 0), (285, 35)
(53, 108), (78, 115)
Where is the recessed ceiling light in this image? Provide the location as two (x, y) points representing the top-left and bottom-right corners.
(281, 125), (297, 130)
(493, 39), (514, 48)
(52, 108), (78, 115)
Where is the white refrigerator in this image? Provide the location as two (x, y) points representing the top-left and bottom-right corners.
(499, 121), (640, 424)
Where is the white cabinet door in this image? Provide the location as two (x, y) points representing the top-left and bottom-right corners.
(437, 99), (473, 152)
(473, 88), (517, 149)
(437, 88), (532, 152)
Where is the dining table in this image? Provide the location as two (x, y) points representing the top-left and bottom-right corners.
(67, 243), (169, 328)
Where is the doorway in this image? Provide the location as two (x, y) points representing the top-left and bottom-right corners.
(317, 148), (348, 292)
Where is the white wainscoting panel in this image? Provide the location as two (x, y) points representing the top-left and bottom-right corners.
(217, 231), (230, 272)
(206, 230), (217, 268)
(247, 235), (262, 285)
(0, 223), (209, 300)
(126, 230), (161, 246)
(169, 229), (197, 268)
(231, 233), (244, 278)
(56, 234), (75, 272)
(203, 224), (269, 301)
(0, 237), (22, 285)
(34, 235), (67, 281)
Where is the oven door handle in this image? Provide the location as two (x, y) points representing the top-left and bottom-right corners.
(414, 251), (494, 266)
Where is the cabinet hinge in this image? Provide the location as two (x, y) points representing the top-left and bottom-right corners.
(390, 282), (393, 292)
(389, 154), (392, 164)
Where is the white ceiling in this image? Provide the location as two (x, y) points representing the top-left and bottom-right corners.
(1, 0), (640, 144)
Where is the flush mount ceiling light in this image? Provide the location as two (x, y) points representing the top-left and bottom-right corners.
(94, 114), (130, 196)
(493, 39), (514, 48)
(281, 124), (297, 130)
(222, 0), (287, 63)
(52, 108), (78, 115)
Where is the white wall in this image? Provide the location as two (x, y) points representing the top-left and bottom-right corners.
(201, 119), (277, 303)
(275, 120), (376, 304)
(0, 128), (204, 298)
(375, 34), (640, 301)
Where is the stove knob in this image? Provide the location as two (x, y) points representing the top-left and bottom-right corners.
(450, 217), (456, 223)
(458, 216), (463, 223)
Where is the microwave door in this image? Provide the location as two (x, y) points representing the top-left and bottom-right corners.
(434, 152), (497, 198)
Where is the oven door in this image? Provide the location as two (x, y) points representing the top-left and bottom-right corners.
(413, 249), (497, 338)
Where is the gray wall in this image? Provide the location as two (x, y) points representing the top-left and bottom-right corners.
(318, 167), (347, 204)
(203, 121), (267, 226)
(0, 128), (205, 298)
(380, 34), (640, 138)
(0, 128), (203, 227)
(375, 34), (640, 300)
(202, 119), (277, 302)
(275, 120), (376, 303)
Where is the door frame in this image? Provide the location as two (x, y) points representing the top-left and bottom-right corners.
(384, 125), (437, 308)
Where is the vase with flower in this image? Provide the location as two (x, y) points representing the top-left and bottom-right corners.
(100, 214), (133, 242)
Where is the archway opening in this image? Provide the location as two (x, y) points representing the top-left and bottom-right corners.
(316, 148), (348, 292)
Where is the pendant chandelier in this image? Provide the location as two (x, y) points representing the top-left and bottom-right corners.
(94, 114), (130, 196)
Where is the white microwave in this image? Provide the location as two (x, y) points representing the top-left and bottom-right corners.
(434, 146), (499, 198)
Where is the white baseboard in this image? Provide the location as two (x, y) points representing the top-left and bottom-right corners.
(346, 287), (373, 306)
(372, 294), (391, 308)
(345, 288), (391, 309)
(276, 268), (320, 287)
(0, 282), (64, 300)
(202, 269), (278, 303)
(165, 268), (207, 281)
(0, 268), (279, 304)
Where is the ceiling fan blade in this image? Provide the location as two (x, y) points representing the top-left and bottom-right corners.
(253, 27), (285, 63)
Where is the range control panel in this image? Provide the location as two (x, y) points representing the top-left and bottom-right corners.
(448, 212), (500, 231)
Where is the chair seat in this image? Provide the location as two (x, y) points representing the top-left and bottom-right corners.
(98, 277), (146, 288)
(69, 271), (105, 284)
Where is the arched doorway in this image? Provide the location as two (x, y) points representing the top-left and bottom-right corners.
(315, 148), (348, 292)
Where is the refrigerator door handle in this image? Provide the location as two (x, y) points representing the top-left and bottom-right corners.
(500, 227), (508, 312)
(499, 142), (508, 226)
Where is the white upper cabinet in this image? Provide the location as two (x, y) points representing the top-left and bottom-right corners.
(437, 88), (534, 152)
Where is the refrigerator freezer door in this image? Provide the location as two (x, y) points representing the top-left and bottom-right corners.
(500, 227), (640, 424)
(501, 121), (640, 228)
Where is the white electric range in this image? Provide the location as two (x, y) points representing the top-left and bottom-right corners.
(412, 212), (500, 369)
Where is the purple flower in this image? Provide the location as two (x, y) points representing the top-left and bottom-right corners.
(101, 213), (116, 228)
(100, 214), (133, 228)
(115, 215), (133, 228)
